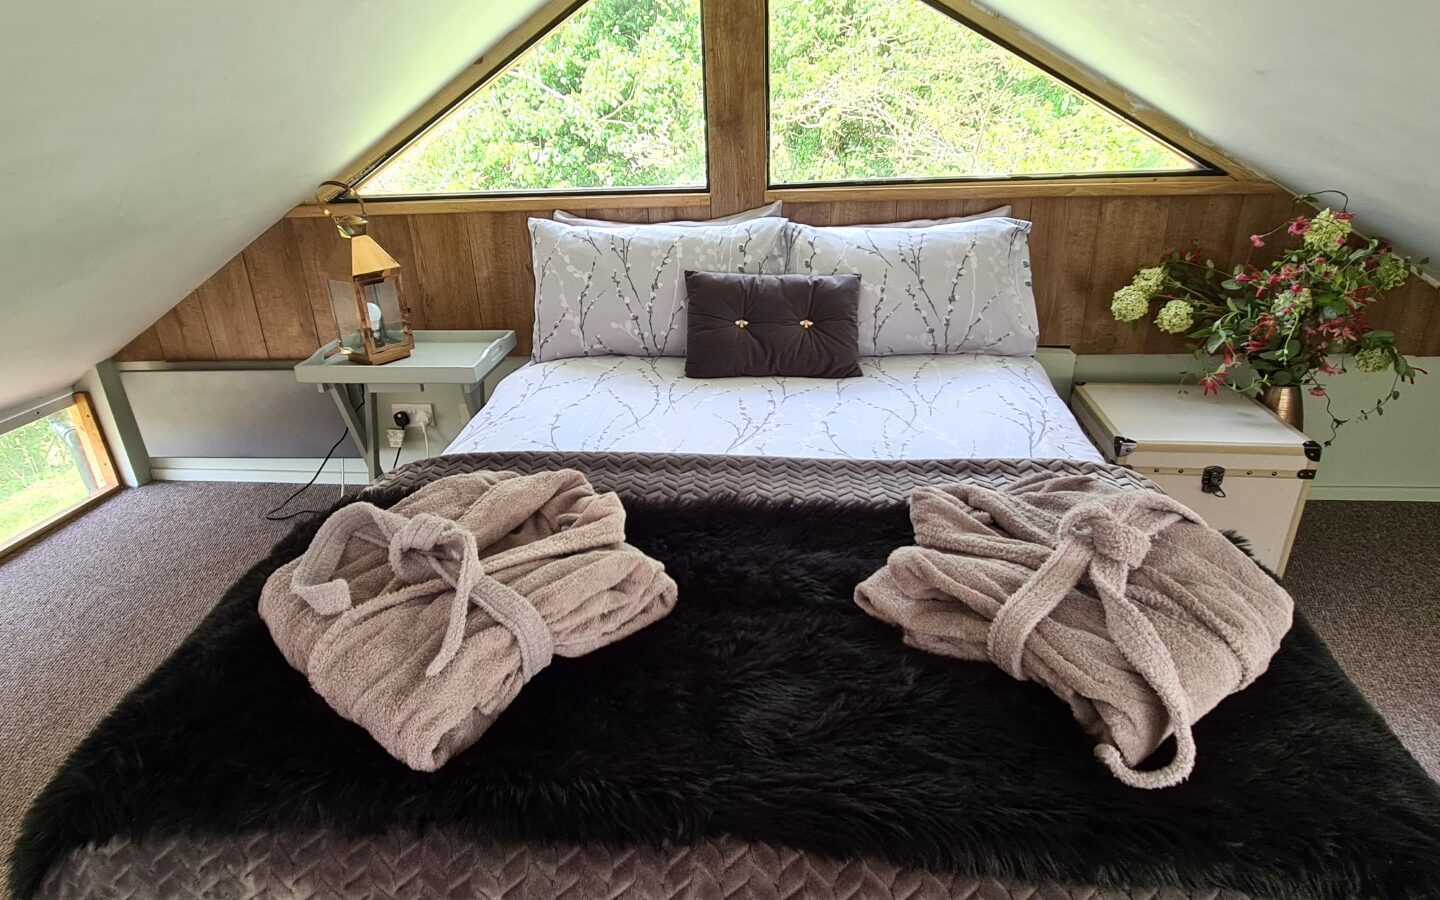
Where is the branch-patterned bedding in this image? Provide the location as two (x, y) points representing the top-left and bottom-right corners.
(445, 354), (1101, 461)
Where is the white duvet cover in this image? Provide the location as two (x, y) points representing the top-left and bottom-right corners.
(445, 355), (1101, 462)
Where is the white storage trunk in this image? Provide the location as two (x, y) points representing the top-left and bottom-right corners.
(1071, 383), (1320, 577)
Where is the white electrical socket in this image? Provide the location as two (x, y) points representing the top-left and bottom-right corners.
(390, 403), (434, 427)
(386, 428), (405, 448)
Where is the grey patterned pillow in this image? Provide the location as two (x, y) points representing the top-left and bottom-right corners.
(551, 201), (782, 228)
(530, 218), (789, 362)
(785, 217), (1038, 357)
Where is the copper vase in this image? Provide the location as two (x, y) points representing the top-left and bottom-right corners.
(1259, 385), (1304, 431)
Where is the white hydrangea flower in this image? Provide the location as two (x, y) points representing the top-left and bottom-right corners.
(1303, 209), (1352, 250)
(1110, 284), (1150, 322)
(1155, 299), (1194, 334)
(1354, 347), (1390, 373)
(1278, 287), (1314, 314)
(1133, 266), (1167, 295)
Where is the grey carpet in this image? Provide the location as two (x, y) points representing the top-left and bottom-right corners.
(0, 483), (1436, 890)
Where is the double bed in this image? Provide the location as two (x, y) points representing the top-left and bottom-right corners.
(13, 211), (1440, 900)
(446, 354), (1101, 462)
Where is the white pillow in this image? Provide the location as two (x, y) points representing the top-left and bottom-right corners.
(530, 217), (790, 362)
(552, 201), (783, 228)
(785, 217), (1037, 357)
(864, 204), (1011, 228)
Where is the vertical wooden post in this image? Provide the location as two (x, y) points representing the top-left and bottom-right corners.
(702, 0), (769, 217)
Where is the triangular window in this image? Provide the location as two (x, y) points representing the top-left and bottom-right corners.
(358, 0), (706, 197)
(768, 0), (1206, 185)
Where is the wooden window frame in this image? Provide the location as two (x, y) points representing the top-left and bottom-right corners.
(0, 392), (121, 560)
(298, 0), (1266, 220)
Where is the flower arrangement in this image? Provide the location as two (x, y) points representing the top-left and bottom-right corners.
(1111, 192), (1426, 441)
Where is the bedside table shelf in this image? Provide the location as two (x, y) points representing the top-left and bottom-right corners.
(295, 330), (517, 481)
(1072, 382), (1319, 576)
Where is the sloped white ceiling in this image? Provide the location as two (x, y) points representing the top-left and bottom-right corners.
(0, 0), (545, 410)
(974, 0), (1440, 262)
(4, 0), (1435, 412)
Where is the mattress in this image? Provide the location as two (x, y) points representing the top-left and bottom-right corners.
(445, 354), (1102, 461)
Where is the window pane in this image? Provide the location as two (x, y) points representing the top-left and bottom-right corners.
(768, 0), (1200, 185)
(0, 403), (113, 547)
(360, 0), (707, 196)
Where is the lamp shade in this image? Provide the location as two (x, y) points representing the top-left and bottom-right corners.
(351, 234), (400, 279)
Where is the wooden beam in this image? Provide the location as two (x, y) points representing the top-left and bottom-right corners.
(70, 392), (119, 491)
(769, 177), (1283, 204)
(925, 0), (1267, 182)
(702, 0), (769, 216)
(289, 191), (712, 219)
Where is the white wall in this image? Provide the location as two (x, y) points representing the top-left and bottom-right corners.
(1, 0), (545, 413)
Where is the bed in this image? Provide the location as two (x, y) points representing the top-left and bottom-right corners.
(15, 434), (1440, 899)
(445, 354), (1102, 462)
(13, 211), (1440, 899)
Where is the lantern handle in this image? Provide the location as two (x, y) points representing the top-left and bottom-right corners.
(316, 180), (368, 220)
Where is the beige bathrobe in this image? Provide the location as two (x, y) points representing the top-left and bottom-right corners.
(855, 472), (1293, 789)
(260, 470), (677, 772)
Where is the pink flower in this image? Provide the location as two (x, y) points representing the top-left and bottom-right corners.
(1249, 234), (1266, 248)
(1309, 387), (1327, 397)
(1335, 212), (1355, 222)
(1288, 216), (1311, 235)
(1290, 282), (1306, 294)
(1320, 359), (1344, 375)
(1235, 272), (1255, 283)
(1199, 372), (1229, 396)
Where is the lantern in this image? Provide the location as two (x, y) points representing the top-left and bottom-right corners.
(318, 180), (414, 365)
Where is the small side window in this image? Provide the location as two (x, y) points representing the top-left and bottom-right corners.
(1, 393), (119, 555)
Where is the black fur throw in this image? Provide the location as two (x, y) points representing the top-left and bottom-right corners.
(11, 493), (1440, 900)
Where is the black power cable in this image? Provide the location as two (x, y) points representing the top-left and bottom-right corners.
(263, 387), (365, 522)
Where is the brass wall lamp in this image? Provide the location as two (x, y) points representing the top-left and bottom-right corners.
(316, 180), (414, 364)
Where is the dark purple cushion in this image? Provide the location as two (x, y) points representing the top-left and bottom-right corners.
(684, 271), (862, 379)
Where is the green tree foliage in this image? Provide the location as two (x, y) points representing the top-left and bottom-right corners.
(0, 411), (90, 542)
(769, 0), (1193, 183)
(363, 0), (705, 194)
(359, 0), (1194, 196)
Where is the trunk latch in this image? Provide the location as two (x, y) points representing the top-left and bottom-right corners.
(1201, 465), (1227, 497)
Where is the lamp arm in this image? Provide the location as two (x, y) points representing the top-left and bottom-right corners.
(315, 180), (368, 219)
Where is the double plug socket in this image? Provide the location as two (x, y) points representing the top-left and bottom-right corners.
(388, 403), (433, 449)
(390, 403), (433, 428)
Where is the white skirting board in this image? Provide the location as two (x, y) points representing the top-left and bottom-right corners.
(150, 457), (374, 487)
(1308, 484), (1440, 502)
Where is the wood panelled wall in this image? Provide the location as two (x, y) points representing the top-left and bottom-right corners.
(114, 189), (1440, 363)
(114, 0), (1440, 363)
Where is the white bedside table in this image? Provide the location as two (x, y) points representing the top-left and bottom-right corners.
(1071, 382), (1321, 576)
(295, 329), (516, 480)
